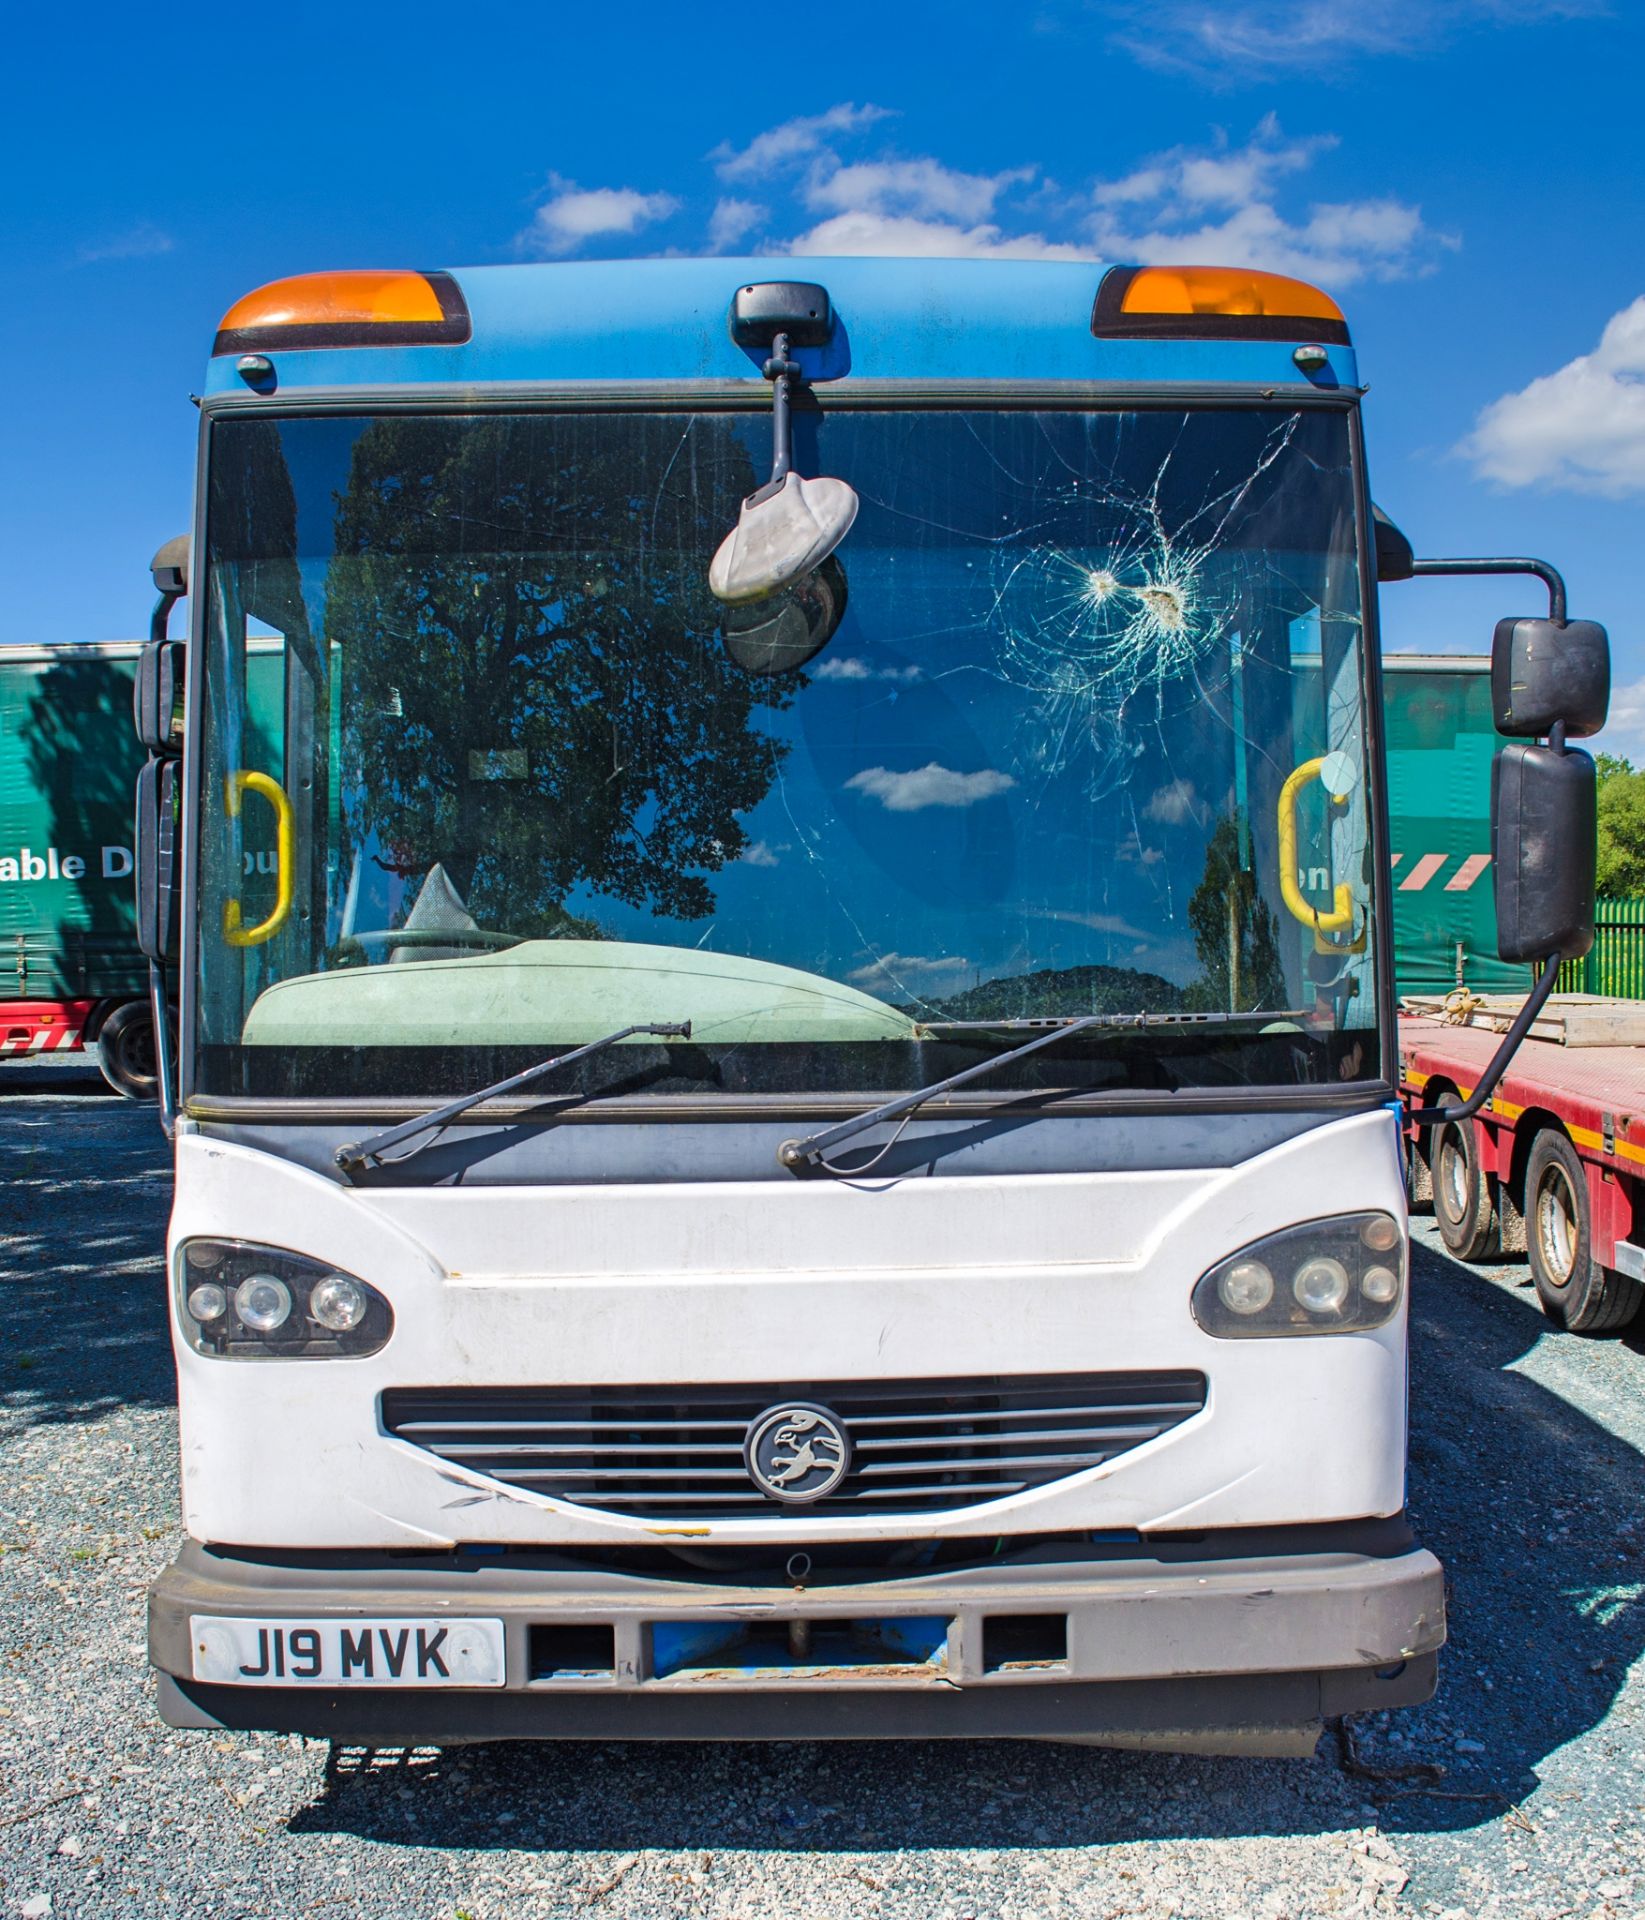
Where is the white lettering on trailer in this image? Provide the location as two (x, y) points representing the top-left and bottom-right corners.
(0, 845), (131, 882)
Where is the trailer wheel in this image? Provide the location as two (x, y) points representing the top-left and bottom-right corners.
(1526, 1129), (1643, 1334)
(95, 1002), (157, 1102)
(1433, 1117), (1501, 1261)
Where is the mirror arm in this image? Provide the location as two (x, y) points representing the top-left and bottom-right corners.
(1408, 556), (1567, 625)
(150, 582), (183, 649)
(148, 958), (177, 1139)
(1407, 957), (1564, 1127)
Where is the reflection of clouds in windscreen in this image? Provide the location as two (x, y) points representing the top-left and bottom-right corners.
(1144, 778), (1201, 826)
(848, 951), (972, 997)
(812, 656), (924, 684)
(845, 763), (1017, 811)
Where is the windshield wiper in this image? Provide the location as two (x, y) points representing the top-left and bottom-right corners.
(334, 1021), (691, 1175)
(776, 1007), (1315, 1172)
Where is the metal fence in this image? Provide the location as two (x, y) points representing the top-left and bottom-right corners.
(1556, 898), (1645, 998)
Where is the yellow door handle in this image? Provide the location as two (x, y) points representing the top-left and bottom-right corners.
(1277, 756), (1355, 935)
(224, 770), (295, 948)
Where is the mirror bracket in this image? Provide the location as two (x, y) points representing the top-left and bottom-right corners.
(1407, 553), (1567, 623)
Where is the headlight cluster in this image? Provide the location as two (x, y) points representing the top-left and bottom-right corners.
(176, 1239), (393, 1359)
(1191, 1213), (1406, 1339)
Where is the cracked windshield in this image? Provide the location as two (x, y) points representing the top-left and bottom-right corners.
(197, 406), (1379, 1100)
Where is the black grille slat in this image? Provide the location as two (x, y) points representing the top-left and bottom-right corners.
(381, 1371), (1205, 1519)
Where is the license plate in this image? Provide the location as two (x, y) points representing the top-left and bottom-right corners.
(188, 1615), (506, 1687)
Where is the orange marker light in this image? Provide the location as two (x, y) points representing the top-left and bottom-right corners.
(213, 270), (470, 355)
(1092, 265), (1349, 344)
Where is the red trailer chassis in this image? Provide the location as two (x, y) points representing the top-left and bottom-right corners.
(0, 998), (94, 1058)
(1399, 1011), (1645, 1334)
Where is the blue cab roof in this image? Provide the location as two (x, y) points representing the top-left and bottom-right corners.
(202, 256), (1359, 398)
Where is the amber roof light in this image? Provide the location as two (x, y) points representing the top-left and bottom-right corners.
(1092, 265), (1349, 345)
(213, 270), (471, 356)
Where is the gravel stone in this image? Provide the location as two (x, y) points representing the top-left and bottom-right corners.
(2, 1057), (1641, 1917)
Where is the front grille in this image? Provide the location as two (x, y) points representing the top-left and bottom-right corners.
(381, 1372), (1207, 1519)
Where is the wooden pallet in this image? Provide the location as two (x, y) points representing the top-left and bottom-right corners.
(1400, 991), (1645, 1048)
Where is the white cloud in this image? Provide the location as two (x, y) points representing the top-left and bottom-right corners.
(707, 197), (766, 251)
(847, 951), (972, 994)
(735, 839), (783, 868)
(1105, 1), (1606, 79)
(1086, 116), (1445, 288)
(711, 104), (893, 182)
(1599, 676), (1645, 762)
(1144, 779), (1200, 825)
(813, 656), (924, 682)
(521, 177), (680, 257)
(77, 221), (174, 264)
(845, 763), (1017, 811)
(1460, 297), (1645, 496)
(790, 210), (1092, 261)
(803, 157), (1035, 224)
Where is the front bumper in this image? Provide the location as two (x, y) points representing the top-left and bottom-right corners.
(150, 1522), (1444, 1752)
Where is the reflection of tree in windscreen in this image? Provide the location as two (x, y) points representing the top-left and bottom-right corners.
(324, 416), (789, 936)
(1185, 816), (1288, 1012)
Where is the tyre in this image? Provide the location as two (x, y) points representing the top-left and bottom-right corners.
(1525, 1129), (1644, 1334)
(1432, 1116), (1501, 1261)
(95, 1002), (157, 1101)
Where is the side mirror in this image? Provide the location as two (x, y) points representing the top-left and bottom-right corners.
(135, 640), (184, 755)
(135, 755), (180, 964)
(150, 534), (190, 599)
(1491, 615), (1610, 738)
(1372, 506), (1414, 583)
(1492, 741), (1596, 964)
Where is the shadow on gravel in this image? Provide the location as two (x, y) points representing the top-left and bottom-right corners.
(0, 1094), (175, 1429)
(282, 1237), (1645, 1854)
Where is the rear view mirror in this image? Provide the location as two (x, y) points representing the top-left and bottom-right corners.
(1492, 741), (1596, 964)
(135, 756), (180, 964)
(135, 640), (184, 755)
(1491, 615), (1610, 738)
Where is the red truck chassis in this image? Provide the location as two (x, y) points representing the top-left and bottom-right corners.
(1399, 1011), (1645, 1334)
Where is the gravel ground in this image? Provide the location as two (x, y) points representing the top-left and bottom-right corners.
(1, 1059), (1641, 1919)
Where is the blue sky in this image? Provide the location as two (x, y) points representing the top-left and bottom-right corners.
(6, 0), (1645, 747)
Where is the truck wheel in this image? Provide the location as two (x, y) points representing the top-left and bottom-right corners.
(1526, 1130), (1643, 1334)
(95, 1002), (157, 1102)
(1433, 1117), (1501, 1261)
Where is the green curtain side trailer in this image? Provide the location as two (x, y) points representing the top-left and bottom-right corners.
(1384, 653), (1529, 1000)
(0, 642), (156, 1094)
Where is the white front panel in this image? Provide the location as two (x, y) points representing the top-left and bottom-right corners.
(167, 1107), (1408, 1549)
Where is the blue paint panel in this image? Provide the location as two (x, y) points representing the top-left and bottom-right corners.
(650, 1616), (950, 1677)
(202, 257), (1359, 396)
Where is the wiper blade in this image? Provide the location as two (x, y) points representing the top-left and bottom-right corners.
(334, 1021), (691, 1175)
(776, 1006), (1314, 1172)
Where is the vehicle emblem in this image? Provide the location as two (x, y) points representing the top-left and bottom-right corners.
(744, 1402), (852, 1504)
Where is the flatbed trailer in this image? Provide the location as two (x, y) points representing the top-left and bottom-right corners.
(1400, 1001), (1645, 1333)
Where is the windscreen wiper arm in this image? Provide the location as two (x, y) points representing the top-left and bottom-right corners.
(777, 1006), (1314, 1172)
(335, 1021), (691, 1175)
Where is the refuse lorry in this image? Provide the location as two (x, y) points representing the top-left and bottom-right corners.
(0, 641), (154, 1096)
(135, 257), (1610, 1752)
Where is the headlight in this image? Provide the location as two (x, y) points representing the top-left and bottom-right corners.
(1191, 1213), (1405, 1338)
(175, 1240), (393, 1359)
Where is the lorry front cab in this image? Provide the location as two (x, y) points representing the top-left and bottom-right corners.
(145, 257), (1449, 1753)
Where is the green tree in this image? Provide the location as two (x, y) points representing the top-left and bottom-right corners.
(1184, 815), (1288, 1012)
(1596, 753), (1645, 897)
(323, 414), (793, 938)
